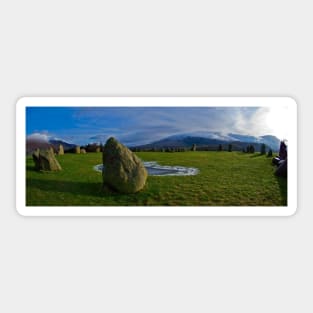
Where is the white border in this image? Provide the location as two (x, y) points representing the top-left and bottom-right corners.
(16, 97), (297, 216)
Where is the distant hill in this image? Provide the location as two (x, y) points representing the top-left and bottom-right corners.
(48, 139), (76, 151)
(26, 138), (76, 154)
(26, 132), (281, 154)
(258, 135), (281, 150)
(131, 133), (281, 152)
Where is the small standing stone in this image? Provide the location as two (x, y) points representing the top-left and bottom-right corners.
(75, 146), (80, 154)
(58, 144), (64, 155)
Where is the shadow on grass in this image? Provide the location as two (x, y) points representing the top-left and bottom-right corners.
(26, 164), (37, 172)
(250, 153), (266, 158)
(26, 178), (121, 198)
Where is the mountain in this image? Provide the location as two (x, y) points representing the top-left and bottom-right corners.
(259, 135), (281, 151)
(48, 139), (76, 151)
(132, 132), (281, 151)
(26, 137), (76, 154)
(26, 132), (281, 154)
(26, 137), (51, 154)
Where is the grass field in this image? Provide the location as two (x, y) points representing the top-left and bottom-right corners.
(26, 151), (287, 206)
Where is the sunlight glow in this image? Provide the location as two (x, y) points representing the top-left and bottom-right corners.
(265, 106), (289, 140)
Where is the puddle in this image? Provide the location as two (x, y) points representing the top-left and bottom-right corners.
(93, 161), (199, 176)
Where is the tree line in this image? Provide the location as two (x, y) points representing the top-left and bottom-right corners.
(131, 143), (273, 156)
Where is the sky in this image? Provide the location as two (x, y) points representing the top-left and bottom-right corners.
(26, 106), (289, 146)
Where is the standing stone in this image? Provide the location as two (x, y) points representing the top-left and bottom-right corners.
(80, 148), (86, 154)
(58, 144), (64, 155)
(96, 146), (101, 153)
(279, 141), (287, 160)
(32, 148), (41, 170)
(102, 137), (147, 193)
(32, 149), (62, 171)
(275, 159), (287, 177)
(191, 144), (196, 151)
(75, 146), (80, 154)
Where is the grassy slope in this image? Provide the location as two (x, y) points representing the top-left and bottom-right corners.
(26, 152), (287, 206)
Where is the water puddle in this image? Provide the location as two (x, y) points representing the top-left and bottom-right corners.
(93, 161), (199, 176)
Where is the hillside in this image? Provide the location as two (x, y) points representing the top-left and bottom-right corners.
(132, 133), (280, 152)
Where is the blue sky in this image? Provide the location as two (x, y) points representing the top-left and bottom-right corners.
(26, 106), (288, 145)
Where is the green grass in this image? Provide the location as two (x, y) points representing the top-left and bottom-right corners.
(26, 151), (287, 206)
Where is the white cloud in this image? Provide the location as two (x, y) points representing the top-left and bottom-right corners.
(232, 107), (289, 139)
(27, 132), (50, 142)
(27, 107), (288, 146)
(76, 107), (285, 144)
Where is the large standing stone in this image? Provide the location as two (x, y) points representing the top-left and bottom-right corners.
(32, 149), (62, 171)
(102, 137), (147, 193)
(279, 141), (287, 160)
(80, 148), (86, 154)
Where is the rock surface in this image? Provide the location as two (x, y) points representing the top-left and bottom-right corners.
(58, 144), (64, 155)
(102, 137), (147, 193)
(32, 148), (41, 170)
(32, 149), (62, 171)
(75, 146), (80, 154)
(80, 148), (86, 154)
(275, 159), (287, 177)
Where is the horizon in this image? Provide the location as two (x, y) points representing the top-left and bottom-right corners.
(26, 106), (289, 146)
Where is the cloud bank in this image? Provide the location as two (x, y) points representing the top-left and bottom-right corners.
(26, 106), (289, 145)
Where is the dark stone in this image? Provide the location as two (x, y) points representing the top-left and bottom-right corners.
(279, 141), (287, 160)
(275, 159), (287, 177)
(272, 157), (280, 166)
(32, 148), (40, 170)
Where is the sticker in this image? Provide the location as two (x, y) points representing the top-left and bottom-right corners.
(16, 97), (297, 216)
